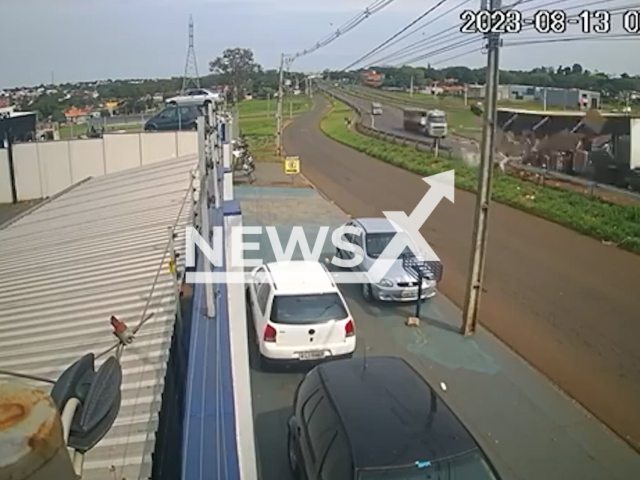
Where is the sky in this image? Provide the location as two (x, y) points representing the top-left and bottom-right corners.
(1, 0), (638, 88)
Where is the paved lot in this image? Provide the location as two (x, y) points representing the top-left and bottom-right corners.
(283, 96), (640, 453)
(237, 180), (640, 480)
(0, 200), (41, 228)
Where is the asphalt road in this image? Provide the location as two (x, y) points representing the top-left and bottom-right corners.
(331, 87), (479, 158)
(283, 95), (640, 452)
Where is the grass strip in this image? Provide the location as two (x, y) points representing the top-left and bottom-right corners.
(238, 96), (313, 162)
(320, 98), (640, 254)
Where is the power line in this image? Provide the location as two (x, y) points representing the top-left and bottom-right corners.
(342, 0), (453, 71)
(288, 0), (397, 62)
(507, 34), (640, 47)
(356, 0), (544, 70)
(362, 0), (477, 66)
(394, 0), (637, 66)
(276, 0), (396, 155)
(370, 0), (592, 67)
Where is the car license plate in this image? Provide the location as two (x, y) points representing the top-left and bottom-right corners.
(401, 290), (415, 298)
(297, 350), (325, 360)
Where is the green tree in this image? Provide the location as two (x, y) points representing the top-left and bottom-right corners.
(209, 47), (261, 101)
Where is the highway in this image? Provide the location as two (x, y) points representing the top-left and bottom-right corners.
(338, 87), (480, 159)
(281, 95), (640, 453)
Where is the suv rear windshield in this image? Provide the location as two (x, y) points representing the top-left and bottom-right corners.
(270, 293), (348, 325)
(357, 450), (499, 480)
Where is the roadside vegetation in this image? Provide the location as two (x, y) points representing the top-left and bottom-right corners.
(320, 98), (640, 254)
(237, 95), (312, 162)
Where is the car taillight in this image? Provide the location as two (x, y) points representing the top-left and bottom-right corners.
(345, 319), (355, 337)
(264, 324), (277, 343)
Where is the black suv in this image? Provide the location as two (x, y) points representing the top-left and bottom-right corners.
(144, 105), (200, 131)
(287, 356), (501, 480)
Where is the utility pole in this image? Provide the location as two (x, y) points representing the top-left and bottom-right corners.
(276, 53), (285, 157)
(464, 84), (468, 106)
(461, 0), (501, 336)
(410, 76), (414, 97)
(543, 87), (547, 110)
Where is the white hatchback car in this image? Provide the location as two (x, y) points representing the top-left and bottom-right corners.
(247, 261), (356, 369)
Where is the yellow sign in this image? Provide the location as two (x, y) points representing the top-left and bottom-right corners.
(284, 156), (300, 175)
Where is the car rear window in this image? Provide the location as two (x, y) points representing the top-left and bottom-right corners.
(357, 449), (499, 480)
(270, 293), (348, 325)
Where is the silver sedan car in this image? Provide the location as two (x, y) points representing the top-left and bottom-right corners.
(335, 217), (440, 302)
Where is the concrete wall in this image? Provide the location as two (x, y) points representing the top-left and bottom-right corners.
(631, 119), (640, 170)
(0, 131), (198, 202)
(0, 149), (12, 203)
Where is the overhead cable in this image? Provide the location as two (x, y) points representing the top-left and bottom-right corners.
(342, 0), (453, 71)
(287, 0), (397, 62)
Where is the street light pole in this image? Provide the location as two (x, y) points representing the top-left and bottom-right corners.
(276, 53), (285, 157)
(461, 0), (501, 336)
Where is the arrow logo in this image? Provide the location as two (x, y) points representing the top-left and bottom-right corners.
(368, 170), (454, 284)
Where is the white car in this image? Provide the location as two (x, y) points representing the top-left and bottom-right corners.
(247, 261), (356, 369)
(165, 88), (222, 107)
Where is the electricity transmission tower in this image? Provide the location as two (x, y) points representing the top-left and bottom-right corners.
(182, 15), (201, 93)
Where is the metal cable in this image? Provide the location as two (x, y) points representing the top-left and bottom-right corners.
(397, 0), (634, 66)
(287, 0), (397, 62)
(117, 167), (197, 476)
(343, 0), (453, 71)
(0, 369), (55, 384)
(367, 0), (617, 67)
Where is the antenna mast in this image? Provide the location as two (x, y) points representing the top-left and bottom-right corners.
(182, 15), (201, 93)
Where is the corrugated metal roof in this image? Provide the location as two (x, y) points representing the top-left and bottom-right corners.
(0, 154), (198, 480)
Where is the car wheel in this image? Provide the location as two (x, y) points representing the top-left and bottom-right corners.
(362, 283), (373, 301)
(146, 124), (157, 131)
(288, 427), (301, 478)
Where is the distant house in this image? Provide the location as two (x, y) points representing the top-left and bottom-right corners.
(360, 70), (385, 88)
(64, 106), (93, 124)
(103, 101), (120, 116)
(442, 85), (465, 95)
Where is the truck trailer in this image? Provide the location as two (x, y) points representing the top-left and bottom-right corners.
(402, 107), (448, 138)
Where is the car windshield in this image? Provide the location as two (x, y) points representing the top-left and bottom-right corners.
(428, 115), (446, 124)
(270, 293), (348, 325)
(366, 232), (414, 259)
(357, 450), (499, 480)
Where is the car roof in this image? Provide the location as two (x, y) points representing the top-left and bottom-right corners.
(352, 217), (398, 234)
(264, 261), (338, 295)
(316, 356), (480, 469)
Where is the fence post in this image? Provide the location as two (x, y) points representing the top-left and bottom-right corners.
(168, 226), (183, 325)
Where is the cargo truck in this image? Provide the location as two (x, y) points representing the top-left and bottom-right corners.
(402, 107), (448, 138)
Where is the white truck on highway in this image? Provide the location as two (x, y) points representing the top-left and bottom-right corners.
(402, 107), (448, 138)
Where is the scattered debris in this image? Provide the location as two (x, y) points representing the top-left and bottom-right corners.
(440, 382), (447, 391)
(406, 316), (420, 327)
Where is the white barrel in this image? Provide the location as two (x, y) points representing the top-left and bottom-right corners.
(0, 382), (76, 480)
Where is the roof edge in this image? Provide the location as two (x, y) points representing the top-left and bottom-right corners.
(0, 176), (93, 231)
